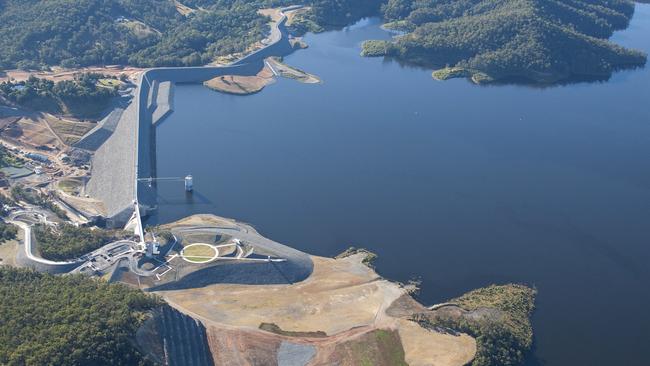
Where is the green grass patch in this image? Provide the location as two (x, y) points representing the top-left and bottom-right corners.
(57, 178), (83, 195)
(182, 244), (216, 261)
(333, 328), (407, 366)
(432, 67), (470, 80)
(97, 78), (122, 88)
(360, 40), (392, 57)
(259, 322), (327, 338)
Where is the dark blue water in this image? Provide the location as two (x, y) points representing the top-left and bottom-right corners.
(150, 5), (650, 365)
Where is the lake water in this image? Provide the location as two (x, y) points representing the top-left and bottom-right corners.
(150, 5), (650, 365)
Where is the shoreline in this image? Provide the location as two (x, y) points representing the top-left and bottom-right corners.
(85, 6), (298, 227)
(138, 214), (478, 366)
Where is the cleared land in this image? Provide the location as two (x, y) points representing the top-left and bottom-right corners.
(1, 112), (95, 148)
(0, 239), (19, 267)
(57, 178), (84, 196)
(204, 65), (275, 95)
(174, 1), (196, 16)
(158, 250), (476, 366)
(267, 57), (321, 84)
(203, 56), (320, 95)
(0, 66), (143, 84)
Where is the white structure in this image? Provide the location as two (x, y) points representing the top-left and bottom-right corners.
(184, 175), (193, 192)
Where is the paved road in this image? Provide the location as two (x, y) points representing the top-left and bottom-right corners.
(8, 208), (83, 273)
(147, 219), (314, 290)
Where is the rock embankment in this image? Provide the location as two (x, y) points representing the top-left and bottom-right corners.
(137, 305), (214, 366)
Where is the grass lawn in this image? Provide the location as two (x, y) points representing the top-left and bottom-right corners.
(58, 178), (83, 195)
(182, 244), (216, 263)
(97, 78), (122, 88)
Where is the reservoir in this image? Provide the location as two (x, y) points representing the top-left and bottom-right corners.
(149, 4), (650, 365)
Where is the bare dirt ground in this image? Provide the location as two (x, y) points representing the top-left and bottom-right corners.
(0, 66), (143, 84)
(0, 110), (95, 150)
(203, 65), (276, 95)
(0, 239), (19, 267)
(259, 8), (284, 23)
(174, 1), (196, 16)
(285, 7), (311, 26)
(267, 57), (321, 84)
(159, 250), (476, 365)
(161, 214), (240, 229)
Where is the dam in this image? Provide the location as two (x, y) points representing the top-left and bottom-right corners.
(83, 9), (296, 227)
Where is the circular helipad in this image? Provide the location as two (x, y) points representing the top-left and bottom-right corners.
(181, 243), (219, 264)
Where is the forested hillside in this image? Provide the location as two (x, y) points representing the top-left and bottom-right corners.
(0, 0), (269, 69)
(0, 73), (119, 117)
(0, 0), (644, 84)
(0, 267), (161, 365)
(33, 223), (122, 261)
(361, 0), (647, 83)
(309, 0), (385, 26)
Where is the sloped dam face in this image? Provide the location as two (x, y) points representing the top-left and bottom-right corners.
(148, 8), (650, 366)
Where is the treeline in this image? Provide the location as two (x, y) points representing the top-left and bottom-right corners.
(0, 220), (17, 244)
(308, 0), (385, 26)
(414, 284), (537, 366)
(0, 0), (270, 70)
(0, 186), (17, 244)
(33, 223), (121, 261)
(0, 144), (23, 169)
(0, 73), (118, 117)
(0, 267), (161, 365)
(362, 0), (647, 83)
(0, 0), (390, 71)
(11, 185), (68, 220)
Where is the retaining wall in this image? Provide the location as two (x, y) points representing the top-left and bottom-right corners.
(87, 12), (295, 227)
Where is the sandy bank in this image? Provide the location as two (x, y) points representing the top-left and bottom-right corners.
(203, 65), (275, 95)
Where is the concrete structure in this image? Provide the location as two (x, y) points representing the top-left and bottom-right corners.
(86, 10), (295, 228)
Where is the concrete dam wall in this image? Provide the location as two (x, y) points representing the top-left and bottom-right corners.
(86, 14), (295, 227)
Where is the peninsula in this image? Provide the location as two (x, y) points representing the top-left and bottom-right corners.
(22, 0), (650, 365)
(358, 0), (648, 83)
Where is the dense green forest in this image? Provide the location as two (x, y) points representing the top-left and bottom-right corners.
(0, 0), (386, 70)
(33, 223), (121, 261)
(0, 0), (644, 83)
(0, 267), (161, 365)
(0, 0), (269, 69)
(308, 0), (384, 26)
(361, 0), (647, 83)
(0, 73), (119, 117)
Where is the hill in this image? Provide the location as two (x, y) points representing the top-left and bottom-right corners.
(361, 0), (647, 83)
(0, 0), (268, 70)
(0, 267), (161, 365)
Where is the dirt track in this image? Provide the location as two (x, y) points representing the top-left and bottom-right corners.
(158, 244), (476, 366)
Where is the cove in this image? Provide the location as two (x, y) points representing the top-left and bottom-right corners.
(149, 5), (650, 366)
